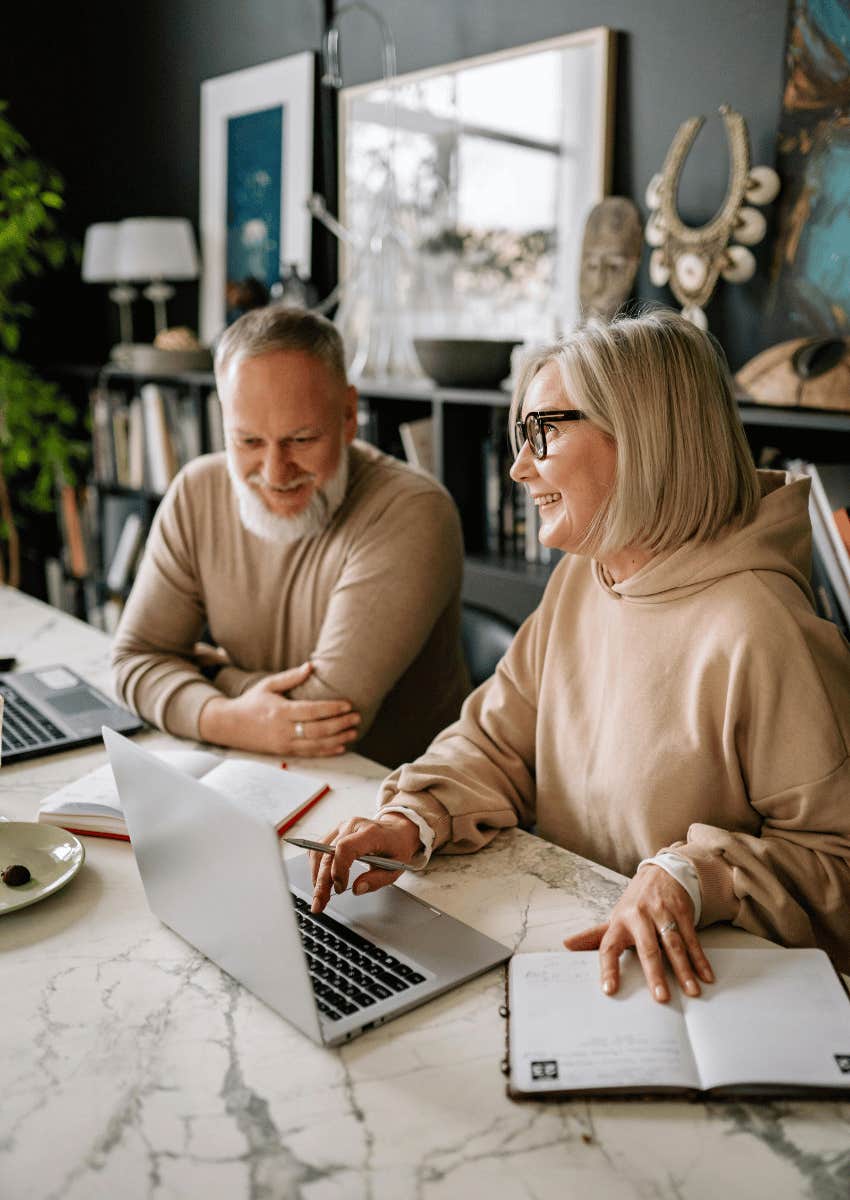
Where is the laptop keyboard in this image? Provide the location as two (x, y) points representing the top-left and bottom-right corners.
(0, 684), (65, 754)
(292, 894), (427, 1020)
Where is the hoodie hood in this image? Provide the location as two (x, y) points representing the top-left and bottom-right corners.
(593, 470), (814, 605)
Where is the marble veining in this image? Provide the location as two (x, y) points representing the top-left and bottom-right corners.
(2, 587), (850, 1200)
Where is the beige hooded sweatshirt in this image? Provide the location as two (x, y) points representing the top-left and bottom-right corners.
(379, 471), (850, 970)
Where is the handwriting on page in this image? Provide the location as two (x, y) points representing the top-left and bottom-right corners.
(512, 953), (699, 1092)
(202, 759), (310, 825)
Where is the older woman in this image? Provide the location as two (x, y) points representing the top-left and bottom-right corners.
(309, 310), (850, 1001)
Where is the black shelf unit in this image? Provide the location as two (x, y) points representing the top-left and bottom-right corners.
(54, 362), (850, 630)
(358, 383), (850, 625)
(357, 378), (556, 625)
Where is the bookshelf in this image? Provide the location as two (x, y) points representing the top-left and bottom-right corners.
(53, 363), (850, 631)
(359, 386), (850, 626)
(51, 365), (221, 628)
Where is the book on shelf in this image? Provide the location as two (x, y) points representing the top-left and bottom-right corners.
(789, 459), (850, 631)
(111, 403), (130, 484)
(141, 383), (179, 494)
(101, 494), (143, 577)
(44, 556), (64, 610)
(57, 482), (88, 578)
(398, 417), (435, 474)
(90, 389), (116, 483)
(38, 747), (330, 841)
(481, 427), (551, 564)
(506, 948), (850, 1101)
(126, 396), (146, 489)
(105, 511), (145, 593)
(804, 461), (850, 589)
(207, 389), (225, 453)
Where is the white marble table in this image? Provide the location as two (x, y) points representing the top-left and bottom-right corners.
(1, 585), (848, 1200)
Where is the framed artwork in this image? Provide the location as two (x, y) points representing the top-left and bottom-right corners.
(200, 52), (314, 345)
(767, 0), (850, 339)
(338, 28), (614, 344)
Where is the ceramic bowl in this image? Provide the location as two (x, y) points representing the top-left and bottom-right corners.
(412, 338), (521, 389)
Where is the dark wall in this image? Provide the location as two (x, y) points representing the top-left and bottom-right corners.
(335, 0), (790, 369)
(2, 1), (329, 362)
(4, 0), (788, 368)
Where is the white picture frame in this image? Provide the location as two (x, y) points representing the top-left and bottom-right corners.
(200, 52), (315, 345)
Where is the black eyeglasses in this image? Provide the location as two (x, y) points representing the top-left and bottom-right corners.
(514, 410), (586, 460)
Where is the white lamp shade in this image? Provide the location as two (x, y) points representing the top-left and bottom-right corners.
(115, 217), (199, 281)
(81, 222), (119, 281)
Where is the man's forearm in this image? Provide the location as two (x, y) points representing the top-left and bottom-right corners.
(197, 694), (236, 746)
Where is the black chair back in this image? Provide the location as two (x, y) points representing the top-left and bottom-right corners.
(461, 603), (518, 688)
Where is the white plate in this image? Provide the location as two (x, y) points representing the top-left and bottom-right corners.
(0, 822), (85, 915)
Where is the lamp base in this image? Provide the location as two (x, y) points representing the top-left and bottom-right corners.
(110, 343), (213, 373)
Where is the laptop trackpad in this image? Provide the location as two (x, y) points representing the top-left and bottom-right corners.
(329, 865), (440, 937)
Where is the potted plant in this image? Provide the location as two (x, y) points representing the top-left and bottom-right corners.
(0, 101), (87, 588)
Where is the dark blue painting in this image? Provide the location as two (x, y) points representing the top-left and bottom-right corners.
(226, 105), (284, 323)
(768, 0), (850, 337)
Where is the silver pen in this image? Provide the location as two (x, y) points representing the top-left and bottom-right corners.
(283, 836), (422, 873)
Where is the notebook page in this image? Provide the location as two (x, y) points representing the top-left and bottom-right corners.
(39, 749), (222, 817)
(201, 758), (323, 828)
(510, 952), (699, 1094)
(682, 949), (850, 1092)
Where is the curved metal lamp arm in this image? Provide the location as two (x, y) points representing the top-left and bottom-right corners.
(322, 1), (398, 89)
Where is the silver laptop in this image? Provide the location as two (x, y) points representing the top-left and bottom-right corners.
(102, 728), (510, 1046)
(0, 666), (142, 764)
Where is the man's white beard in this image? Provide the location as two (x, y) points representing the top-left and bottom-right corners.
(227, 447), (350, 545)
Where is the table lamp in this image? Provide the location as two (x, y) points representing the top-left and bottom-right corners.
(108, 218), (211, 371)
(81, 222), (137, 347)
(115, 218), (199, 335)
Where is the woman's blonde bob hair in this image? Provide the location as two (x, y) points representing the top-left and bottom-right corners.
(510, 309), (761, 557)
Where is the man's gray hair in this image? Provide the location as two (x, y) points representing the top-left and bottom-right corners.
(214, 305), (348, 381)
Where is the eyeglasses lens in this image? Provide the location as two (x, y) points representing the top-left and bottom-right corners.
(515, 415), (547, 459)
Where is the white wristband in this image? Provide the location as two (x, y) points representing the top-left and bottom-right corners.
(376, 805), (436, 867)
(637, 851), (702, 925)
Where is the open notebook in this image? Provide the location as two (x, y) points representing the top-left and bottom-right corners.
(507, 948), (850, 1100)
(37, 747), (329, 840)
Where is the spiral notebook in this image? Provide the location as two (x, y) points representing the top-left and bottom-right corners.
(506, 948), (850, 1100)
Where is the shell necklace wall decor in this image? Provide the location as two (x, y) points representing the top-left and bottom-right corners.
(645, 104), (780, 329)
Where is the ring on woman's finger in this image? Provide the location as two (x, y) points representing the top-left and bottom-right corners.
(294, 721), (305, 738)
(658, 920), (678, 936)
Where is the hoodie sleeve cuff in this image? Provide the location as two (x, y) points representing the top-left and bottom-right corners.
(377, 788), (452, 852)
(659, 841), (738, 927)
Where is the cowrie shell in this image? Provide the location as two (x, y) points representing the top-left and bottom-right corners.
(681, 305), (708, 330)
(745, 165), (780, 205)
(649, 249), (670, 287)
(645, 212), (665, 247)
(674, 252), (708, 291)
(645, 173), (663, 210)
(735, 207), (767, 246)
(721, 244), (756, 282)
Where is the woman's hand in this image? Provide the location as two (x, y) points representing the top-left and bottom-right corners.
(563, 865), (714, 1002)
(309, 813), (422, 913)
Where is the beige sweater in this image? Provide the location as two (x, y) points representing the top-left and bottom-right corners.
(112, 442), (469, 767)
(379, 472), (850, 969)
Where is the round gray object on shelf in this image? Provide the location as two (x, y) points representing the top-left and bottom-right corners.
(413, 338), (521, 389)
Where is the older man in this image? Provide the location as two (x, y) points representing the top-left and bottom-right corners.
(111, 306), (469, 768)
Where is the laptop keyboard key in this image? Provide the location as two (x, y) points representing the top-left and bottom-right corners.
(292, 890), (429, 1021)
